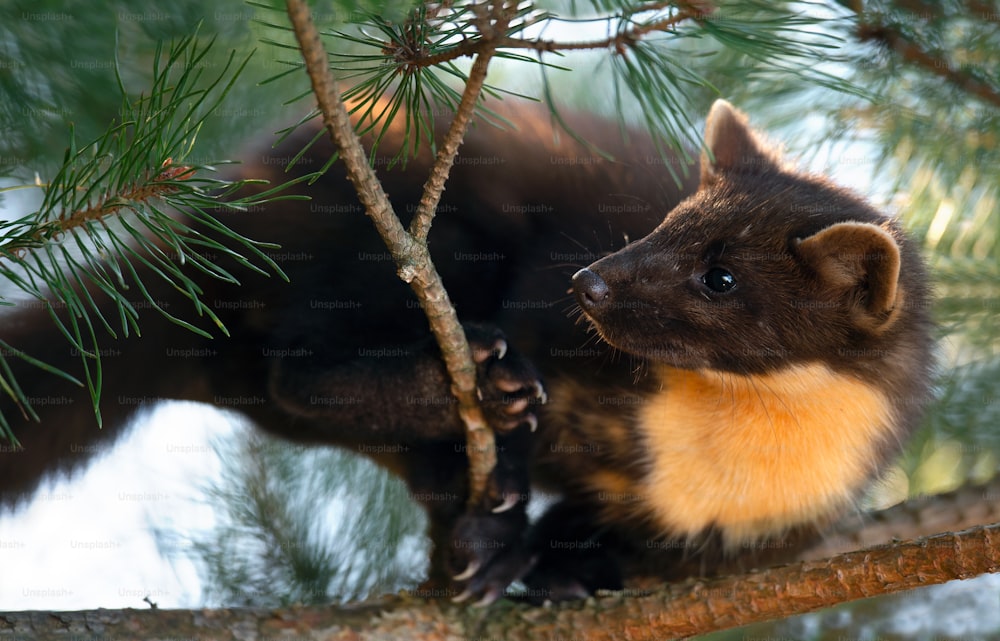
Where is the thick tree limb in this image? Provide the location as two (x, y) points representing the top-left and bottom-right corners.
(799, 476), (1000, 561)
(4, 522), (998, 640)
(285, 0), (507, 505)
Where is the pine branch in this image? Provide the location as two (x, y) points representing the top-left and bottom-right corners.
(398, 1), (710, 68)
(966, 0), (1000, 25)
(0, 33), (312, 442)
(798, 476), (1000, 562)
(856, 14), (1000, 109)
(5, 522), (999, 638)
(409, 3), (517, 241)
(285, 0), (504, 506)
(292, 0), (867, 183)
(3, 160), (196, 254)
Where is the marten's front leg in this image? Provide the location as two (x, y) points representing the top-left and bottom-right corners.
(267, 323), (545, 602)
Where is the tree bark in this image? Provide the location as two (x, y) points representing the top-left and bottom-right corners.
(284, 0), (504, 505)
(798, 476), (1000, 561)
(4, 521), (998, 640)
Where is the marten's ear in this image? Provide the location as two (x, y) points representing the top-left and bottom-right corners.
(700, 100), (776, 187)
(795, 222), (904, 334)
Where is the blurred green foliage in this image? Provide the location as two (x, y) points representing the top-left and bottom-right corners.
(174, 429), (426, 606)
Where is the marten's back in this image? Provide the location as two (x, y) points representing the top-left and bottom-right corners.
(0, 102), (695, 504)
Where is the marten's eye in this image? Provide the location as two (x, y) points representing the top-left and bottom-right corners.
(702, 267), (736, 293)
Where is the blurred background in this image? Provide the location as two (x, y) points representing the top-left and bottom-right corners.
(0, 1), (997, 638)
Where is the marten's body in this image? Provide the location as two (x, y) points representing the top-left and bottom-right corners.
(0, 101), (933, 603)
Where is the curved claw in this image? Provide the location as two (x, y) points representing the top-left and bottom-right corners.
(473, 587), (503, 607)
(491, 492), (520, 514)
(534, 382), (548, 405)
(452, 588), (473, 603)
(473, 337), (508, 364)
(453, 559), (481, 582)
(524, 413), (538, 433)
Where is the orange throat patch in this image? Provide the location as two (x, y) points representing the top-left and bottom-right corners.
(639, 364), (895, 545)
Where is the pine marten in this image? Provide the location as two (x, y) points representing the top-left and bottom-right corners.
(0, 100), (932, 604)
(526, 101), (933, 599)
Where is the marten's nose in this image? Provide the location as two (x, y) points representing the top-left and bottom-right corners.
(572, 268), (610, 311)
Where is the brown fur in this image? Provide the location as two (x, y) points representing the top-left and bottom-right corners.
(569, 101), (933, 551)
(0, 99), (933, 600)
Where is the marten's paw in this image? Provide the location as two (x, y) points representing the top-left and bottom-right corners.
(449, 426), (536, 605)
(520, 544), (622, 603)
(519, 501), (624, 603)
(445, 327), (543, 604)
(449, 504), (534, 605)
(464, 323), (546, 434)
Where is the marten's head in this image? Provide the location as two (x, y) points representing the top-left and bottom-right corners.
(574, 100), (932, 383)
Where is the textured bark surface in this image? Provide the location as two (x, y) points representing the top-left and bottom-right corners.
(799, 477), (1000, 561)
(4, 522), (998, 641)
(284, 0), (501, 504)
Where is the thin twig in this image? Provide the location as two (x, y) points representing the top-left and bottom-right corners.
(61, 163), (194, 231)
(0, 162), (194, 258)
(285, 0), (497, 505)
(404, 3), (708, 69)
(410, 4), (514, 242)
